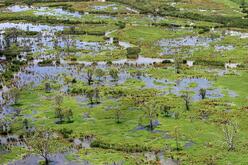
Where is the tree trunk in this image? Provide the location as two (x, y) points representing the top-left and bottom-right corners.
(45, 157), (49, 165)
(149, 120), (153, 131)
(185, 100), (190, 111)
(116, 111), (120, 123)
(88, 78), (92, 85)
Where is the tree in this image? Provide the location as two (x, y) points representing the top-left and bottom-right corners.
(151, 1), (161, 24)
(8, 87), (21, 105)
(223, 121), (238, 151)
(174, 54), (181, 74)
(23, 118), (29, 130)
(25, 128), (68, 165)
(94, 87), (100, 104)
(159, 104), (171, 117)
(182, 91), (191, 111)
(4, 0), (14, 6)
(95, 68), (105, 81)
(173, 126), (181, 151)
(2, 44), (21, 60)
(106, 100), (126, 124)
(62, 33), (73, 56)
(45, 83), (51, 93)
(55, 107), (64, 123)
(85, 88), (94, 105)
(23, 118), (33, 135)
(63, 108), (73, 123)
(4, 28), (18, 48)
(69, 26), (76, 34)
(54, 95), (64, 123)
(199, 88), (206, 100)
(108, 101), (123, 124)
(113, 107), (122, 124)
(134, 70), (143, 79)
(54, 95), (63, 107)
(109, 68), (119, 82)
(53, 37), (59, 50)
(85, 67), (94, 85)
(115, 21), (126, 29)
(84, 87), (101, 105)
(240, 0), (246, 8)
(126, 47), (141, 59)
(143, 102), (159, 131)
(109, 105), (122, 124)
(55, 108), (74, 124)
(24, 0), (33, 7)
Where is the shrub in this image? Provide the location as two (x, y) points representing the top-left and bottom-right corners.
(126, 47), (141, 59)
(38, 59), (53, 66)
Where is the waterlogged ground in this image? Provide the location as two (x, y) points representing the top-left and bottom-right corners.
(0, 1), (248, 165)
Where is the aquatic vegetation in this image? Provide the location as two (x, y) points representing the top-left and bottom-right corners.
(1, 1), (248, 165)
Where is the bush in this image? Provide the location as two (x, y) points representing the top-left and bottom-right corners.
(194, 60), (225, 67)
(59, 128), (73, 138)
(126, 47), (141, 59)
(115, 21), (126, 29)
(38, 59), (53, 66)
(162, 59), (172, 64)
(4, 0), (14, 6)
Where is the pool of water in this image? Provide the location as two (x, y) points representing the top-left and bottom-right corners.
(92, 4), (117, 11)
(0, 32), (115, 53)
(169, 78), (224, 101)
(158, 36), (218, 55)
(113, 56), (165, 65)
(159, 36), (217, 47)
(215, 45), (234, 51)
(9, 153), (89, 165)
(118, 41), (132, 48)
(0, 134), (24, 147)
(7, 5), (82, 18)
(35, 8), (82, 18)
(7, 5), (33, 12)
(0, 22), (64, 33)
(224, 30), (248, 39)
